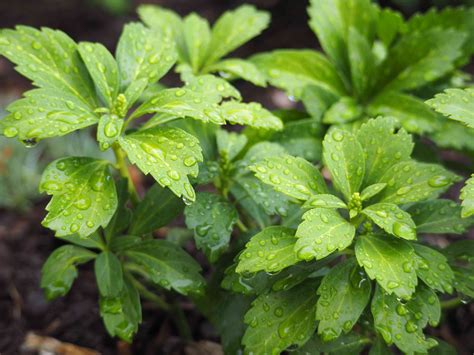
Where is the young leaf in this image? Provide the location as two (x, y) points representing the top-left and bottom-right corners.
(216, 129), (247, 161)
(348, 27), (376, 99)
(39, 157), (118, 238)
(95, 251), (124, 297)
(1, 88), (99, 141)
(251, 49), (346, 98)
(413, 244), (454, 294)
(219, 102), (283, 130)
(0, 26), (96, 106)
(116, 23), (176, 88)
(303, 194), (347, 210)
(322, 97), (363, 124)
(376, 8), (405, 47)
(461, 175), (474, 218)
(426, 88), (474, 128)
(250, 154), (327, 201)
(204, 5), (270, 66)
(362, 203), (416, 240)
(78, 42), (119, 107)
(316, 258), (371, 341)
(125, 239), (205, 295)
(322, 129), (365, 200)
(237, 226), (299, 274)
(356, 117), (413, 186)
(182, 13), (211, 73)
(355, 234), (417, 299)
(129, 183), (184, 235)
(97, 114), (123, 150)
(242, 281), (318, 354)
(41, 245), (96, 300)
(295, 208), (355, 261)
(407, 199), (474, 234)
(100, 277), (142, 342)
(204, 58), (266, 86)
(119, 126), (202, 202)
(184, 192), (238, 262)
(360, 183), (387, 201)
(375, 161), (459, 205)
(371, 285), (438, 354)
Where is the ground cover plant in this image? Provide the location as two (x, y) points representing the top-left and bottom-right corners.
(0, 1), (473, 354)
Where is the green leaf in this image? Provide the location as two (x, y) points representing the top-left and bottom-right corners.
(237, 226), (299, 274)
(129, 183), (184, 235)
(301, 85), (339, 121)
(218, 102), (283, 130)
(316, 258), (371, 341)
(125, 239), (205, 295)
(303, 194), (347, 210)
(182, 74), (241, 102)
(461, 175), (474, 218)
(41, 245), (96, 300)
(355, 234), (417, 299)
(123, 78), (148, 110)
(100, 277), (142, 342)
(362, 203), (416, 240)
(426, 88), (474, 128)
(376, 8), (405, 47)
(376, 28), (466, 92)
(360, 183), (387, 201)
(251, 49), (346, 98)
(348, 27), (376, 99)
(204, 5), (270, 66)
(407, 199), (474, 234)
(375, 160), (459, 205)
(116, 22), (176, 88)
(356, 117), (413, 186)
(184, 192), (238, 262)
(413, 244), (454, 294)
(96, 114), (123, 150)
(1, 88), (98, 141)
(57, 232), (104, 250)
(430, 119), (474, 152)
(78, 42), (119, 107)
(240, 142), (287, 167)
(323, 129), (365, 200)
(322, 97), (363, 124)
(296, 208), (355, 261)
(371, 285), (438, 354)
(204, 58), (266, 86)
(429, 340), (457, 355)
(95, 251), (124, 297)
(242, 281), (318, 354)
(368, 92), (441, 134)
(296, 333), (370, 355)
(39, 157), (118, 238)
(0, 26), (96, 106)
(103, 179), (131, 243)
(216, 129), (247, 162)
(119, 126), (202, 202)
(250, 154), (327, 201)
(182, 13), (210, 73)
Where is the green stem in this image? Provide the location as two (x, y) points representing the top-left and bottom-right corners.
(236, 218), (249, 233)
(441, 297), (464, 310)
(112, 143), (139, 204)
(128, 276), (170, 311)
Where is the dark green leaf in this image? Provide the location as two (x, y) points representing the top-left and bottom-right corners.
(322, 97), (363, 124)
(95, 251), (124, 297)
(461, 175), (474, 218)
(426, 88), (474, 128)
(216, 129), (247, 161)
(414, 244), (454, 294)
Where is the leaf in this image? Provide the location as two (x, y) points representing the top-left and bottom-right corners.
(355, 234), (417, 299)
(129, 183), (184, 235)
(461, 175), (474, 218)
(95, 251), (124, 297)
(103, 179), (131, 243)
(182, 13), (210, 73)
(242, 281), (318, 354)
(237, 227), (299, 274)
(362, 203), (416, 240)
(119, 126), (202, 202)
(182, 74), (241, 103)
(240, 142), (287, 167)
(360, 183), (387, 201)
(250, 154), (327, 201)
(204, 5), (270, 66)
(407, 199), (474, 234)
(348, 27), (376, 99)
(251, 49), (346, 98)
(78, 42), (119, 107)
(184, 192), (238, 262)
(301, 85), (339, 121)
(356, 117), (413, 186)
(100, 277), (142, 342)
(216, 129), (247, 162)
(218, 101), (283, 130)
(426, 88), (474, 128)
(413, 244), (454, 294)
(296, 333), (369, 355)
(371, 285), (438, 354)
(323, 128), (365, 200)
(322, 97), (363, 124)
(316, 258), (371, 341)
(430, 119), (474, 152)
(123, 78), (148, 110)
(295, 208), (355, 261)
(96, 114), (124, 150)
(39, 157), (118, 238)
(375, 160), (459, 205)
(376, 8), (405, 47)
(125, 239), (205, 295)
(116, 22), (176, 88)
(204, 58), (266, 86)
(368, 91), (441, 134)
(303, 194), (347, 210)
(57, 232), (104, 250)
(1, 88), (98, 141)
(0, 26), (96, 106)
(40, 245), (96, 300)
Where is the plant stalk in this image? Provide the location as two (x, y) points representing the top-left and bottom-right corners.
(112, 143), (139, 204)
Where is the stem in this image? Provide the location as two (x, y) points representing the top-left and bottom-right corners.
(171, 302), (193, 341)
(128, 275), (170, 311)
(112, 143), (139, 204)
(236, 219), (249, 233)
(441, 297), (464, 310)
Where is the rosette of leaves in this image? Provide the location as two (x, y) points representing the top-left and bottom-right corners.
(251, 0), (474, 151)
(0, 22), (282, 341)
(230, 116), (473, 354)
(138, 4), (269, 86)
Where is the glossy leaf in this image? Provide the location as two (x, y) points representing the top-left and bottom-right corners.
(218, 102), (283, 130)
(322, 97), (363, 124)
(303, 194), (347, 210)
(376, 8), (405, 47)
(355, 234), (417, 299)
(39, 157), (118, 238)
(216, 129), (247, 162)
(96, 114), (123, 150)
(362, 203), (416, 240)
(95, 251), (124, 297)
(295, 208), (355, 261)
(426, 88), (474, 128)
(461, 175), (474, 218)
(414, 244), (454, 294)
(103, 179), (131, 243)
(296, 333), (370, 355)
(360, 183), (387, 201)
(182, 13), (210, 73)
(205, 58), (266, 86)
(348, 27), (375, 99)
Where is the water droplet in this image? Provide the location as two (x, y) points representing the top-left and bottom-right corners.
(74, 197), (91, 210)
(70, 223), (79, 233)
(405, 320), (418, 333)
(376, 210), (388, 218)
(387, 281), (399, 289)
(184, 156), (197, 167)
(274, 307), (283, 317)
(270, 174), (281, 184)
(393, 221), (415, 239)
(175, 89), (186, 97)
(3, 126), (18, 138)
(396, 186), (411, 195)
(332, 131), (344, 142)
(168, 170), (180, 180)
(428, 175), (450, 188)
